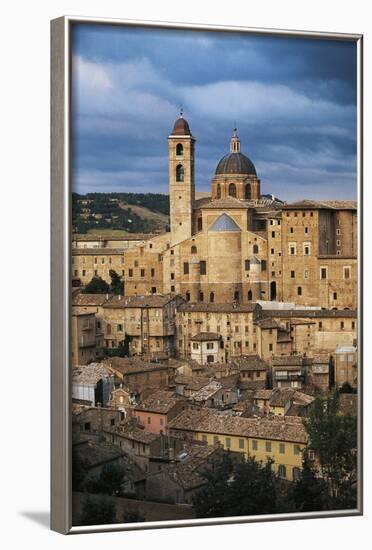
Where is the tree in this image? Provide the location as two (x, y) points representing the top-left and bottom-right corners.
(103, 337), (130, 358)
(109, 269), (124, 295)
(339, 382), (356, 394)
(289, 455), (329, 512)
(302, 391), (357, 508)
(85, 462), (126, 496)
(83, 276), (110, 294)
(80, 494), (116, 526)
(192, 454), (277, 518)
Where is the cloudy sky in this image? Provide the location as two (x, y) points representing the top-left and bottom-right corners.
(72, 23), (357, 201)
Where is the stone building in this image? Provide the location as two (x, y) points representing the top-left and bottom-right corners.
(334, 345), (357, 388)
(102, 293), (185, 355)
(175, 302), (356, 361)
(190, 332), (224, 365)
(104, 357), (175, 396)
(71, 310), (104, 366)
(134, 390), (187, 434)
(176, 302), (259, 361)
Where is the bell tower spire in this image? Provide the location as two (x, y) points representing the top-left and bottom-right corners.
(168, 113), (195, 246)
(230, 127), (241, 153)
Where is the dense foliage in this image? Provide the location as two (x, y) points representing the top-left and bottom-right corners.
(192, 454), (278, 517)
(82, 270), (123, 295)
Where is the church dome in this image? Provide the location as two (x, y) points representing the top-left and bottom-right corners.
(215, 152), (257, 176)
(171, 116), (192, 136)
(215, 128), (257, 176)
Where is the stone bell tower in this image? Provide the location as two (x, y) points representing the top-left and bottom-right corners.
(168, 112), (195, 246)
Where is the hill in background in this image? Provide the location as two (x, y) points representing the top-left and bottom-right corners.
(72, 192), (170, 234)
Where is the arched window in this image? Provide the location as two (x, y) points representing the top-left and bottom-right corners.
(176, 164), (184, 182)
(216, 184), (221, 199)
(176, 143), (183, 156)
(253, 244), (259, 254)
(191, 245), (197, 254)
(248, 290), (253, 301)
(245, 183), (252, 199)
(228, 183), (237, 197)
(297, 286), (302, 296)
(199, 291), (204, 302)
(210, 292), (215, 303)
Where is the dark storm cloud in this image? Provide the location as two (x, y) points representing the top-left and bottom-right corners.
(72, 23), (357, 200)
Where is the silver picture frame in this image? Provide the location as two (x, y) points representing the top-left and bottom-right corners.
(51, 15), (363, 534)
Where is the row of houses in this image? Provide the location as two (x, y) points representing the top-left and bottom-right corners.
(71, 292), (357, 390)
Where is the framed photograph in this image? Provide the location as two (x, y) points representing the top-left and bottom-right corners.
(51, 16), (363, 534)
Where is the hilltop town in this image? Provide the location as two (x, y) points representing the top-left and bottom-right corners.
(71, 116), (358, 525)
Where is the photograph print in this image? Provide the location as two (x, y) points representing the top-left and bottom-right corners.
(69, 20), (360, 528)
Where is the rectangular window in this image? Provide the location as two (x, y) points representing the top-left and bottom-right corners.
(290, 227), (294, 233)
(183, 262), (189, 275)
(279, 443), (285, 454)
(117, 324), (123, 332)
(344, 266), (351, 280)
(289, 242), (297, 255)
(341, 321), (344, 330)
(320, 266), (328, 280)
(337, 239), (341, 247)
(319, 321), (322, 330)
(265, 441), (272, 453)
(294, 444), (301, 455)
(291, 270), (295, 278)
(333, 292), (337, 300)
(304, 269), (309, 278)
(271, 248), (275, 255)
(239, 439), (244, 449)
(206, 342), (214, 350)
(245, 259), (250, 271)
(305, 227), (308, 234)
(271, 231), (275, 238)
(303, 242), (311, 256)
(261, 260), (267, 271)
(151, 268), (155, 277)
(252, 440), (258, 451)
(170, 272), (175, 280)
(128, 269), (133, 277)
(140, 269), (145, 277)
(269, 343), (273, 351)
(200, 260), (207, 275)
(225, 437), (231, 448)
(213, 436), (219, 445)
